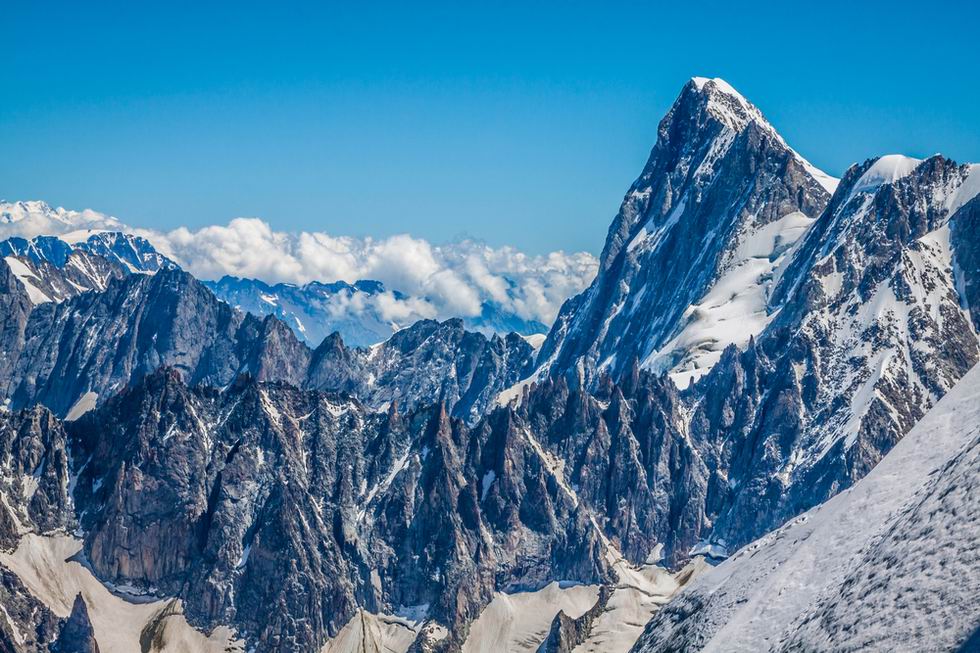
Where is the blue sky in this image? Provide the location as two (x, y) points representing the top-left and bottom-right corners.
(3, 1), (978, 254)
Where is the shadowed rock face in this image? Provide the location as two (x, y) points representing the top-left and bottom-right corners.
(530, 148), (980, 562)
(0, 257), (33, 389)
(0, 406), (75, 548)
(952, 194), (980, 328)
(0, 408), (76, 653)
(630, 364), (980, 653)
(50, 594), (100, 653)
(537, 586), (613, 653)
(691, 156), (980, 549)
(0, 565), (62, 653)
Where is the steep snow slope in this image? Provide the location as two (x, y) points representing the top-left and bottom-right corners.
(631, 362), (980, 653)
(646, 210), (814, 388)
(762, 156), (980, 476)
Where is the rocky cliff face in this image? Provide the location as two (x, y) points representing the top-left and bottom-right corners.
(0, 406), (75, 547)
(63, 369), (605, 651)
(0, 267), (533, 423)
(312, 318), (535, 424)
(522, 85), (980, 559)
(0, 565), (62, 652)
(629, 362), (980, 653)
(50, 594), (100, 653)
(0, 407), (80, 653)
(524, 153), (980, 564)
(687, 155), (980, 551)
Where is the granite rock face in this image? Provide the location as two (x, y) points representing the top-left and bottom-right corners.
(951, 193), (980, 327)
(526, 83), (980, 558)
(0, 406), (75, 547)
(0, 78), (978, 653)
(537, 586), (612, 653)
(629, 363), (980, 653)
(49, 594), (99, 653)
(0, 565), (62, 653)
(689, 155), (980, 550)
(0, 407), (76, 653)
(63, 369), (605, 651)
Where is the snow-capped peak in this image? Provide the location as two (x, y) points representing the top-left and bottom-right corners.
(686, 78), (839, 194)
(690, 76), (749, 103)
(850, 154), (923, 195)
(687, 76), (760, 133)
(0, 200), (125, 240)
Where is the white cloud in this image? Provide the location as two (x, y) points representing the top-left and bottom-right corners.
(0, 200), (598, 328)
(0, 200), (124, 240)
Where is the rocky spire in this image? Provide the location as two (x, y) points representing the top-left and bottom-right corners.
(50, 594), (100, 653)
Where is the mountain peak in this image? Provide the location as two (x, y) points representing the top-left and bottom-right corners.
(534, 75), (838, 388)
(677, 78), (838, 194)
(689, 76), (750, 106)
(849, 154), (923, 195)
(680, 76), (762, 133)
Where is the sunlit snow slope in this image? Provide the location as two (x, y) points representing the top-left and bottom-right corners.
(630, 362), (980, 653)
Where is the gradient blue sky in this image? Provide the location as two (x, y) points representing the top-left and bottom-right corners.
(3, 1), (978, 254)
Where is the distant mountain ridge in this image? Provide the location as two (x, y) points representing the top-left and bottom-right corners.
(0, 263), (535, 424)
(0, 229), (550, 346)
(0, 232), (176, 303)
(204, 274), (547, 348)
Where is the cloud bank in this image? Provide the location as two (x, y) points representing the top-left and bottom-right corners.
(1, 200), (597, 328)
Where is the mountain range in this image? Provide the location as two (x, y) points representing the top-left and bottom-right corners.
(0, 220), (548, 348)
(0, 77), (977, 653)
